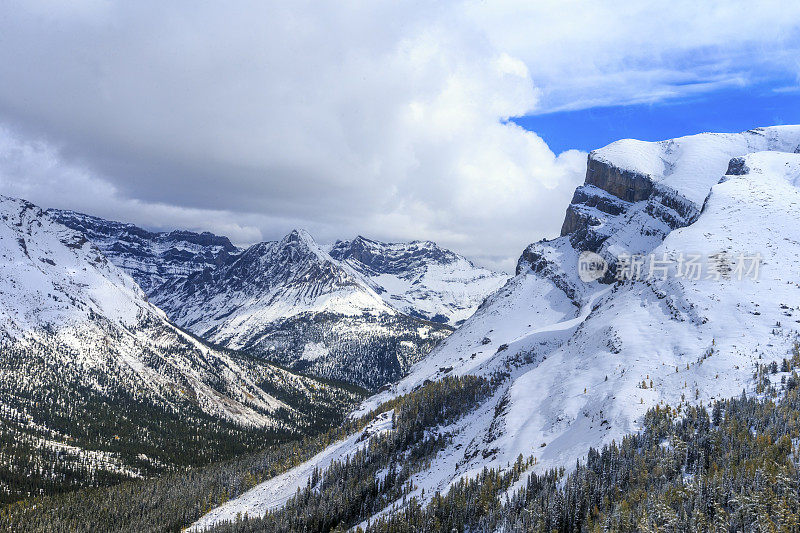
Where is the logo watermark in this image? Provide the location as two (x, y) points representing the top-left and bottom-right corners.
(578, 251), (608, 282)
(577, 251), (762, 282)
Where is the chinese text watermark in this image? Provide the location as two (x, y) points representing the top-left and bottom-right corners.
(578, 251), (762, 283)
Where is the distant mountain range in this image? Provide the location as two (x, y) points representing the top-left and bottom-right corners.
(51, 212), (507, 389)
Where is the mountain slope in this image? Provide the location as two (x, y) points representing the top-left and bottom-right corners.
(191, 126), (800, 528)
(0, 197), (361, 503)
(363, 126), (800, 472)
(150, 230), (452, 389)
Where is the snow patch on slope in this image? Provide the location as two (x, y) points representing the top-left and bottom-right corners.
(188, 410), (395, 531)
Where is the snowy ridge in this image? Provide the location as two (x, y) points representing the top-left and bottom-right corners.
(154, 229), (395, 343)
(192, 126), (800, 528)
(526, 126), (800, 292)
(589, 126), (800, 205)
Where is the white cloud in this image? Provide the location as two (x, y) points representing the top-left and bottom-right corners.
(0, 1), (797, 271)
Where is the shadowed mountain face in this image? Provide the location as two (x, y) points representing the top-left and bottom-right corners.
(49, 209), (240, 293)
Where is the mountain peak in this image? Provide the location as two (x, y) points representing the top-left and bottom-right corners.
(351, 234), (378, 246)
(326, 235), (507, 326)
(277, 228), (332, 265)
(282, 228), (321, 249)
(285, 228), (313, 240)
(147, 227), (454, 388)
(329, 235), (460, 273)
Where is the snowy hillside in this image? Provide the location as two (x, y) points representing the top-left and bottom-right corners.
(329, 236), (507, 326)
(49, 211), (504, 331)
(191, 126), (800, 528)
(0, 198), (153, 335)
(189, 409), (396, 531)
(0, 197), (360, 499)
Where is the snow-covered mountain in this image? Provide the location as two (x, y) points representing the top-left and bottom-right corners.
(49, 209), (240, 293)
(329, 236), (506, 326)
(52, 212), (504, 330)
(51, 211), (505, 389)
(0, 196), (359, 498)
(149, 230), (455, 389)
(192, 126), (800, 528)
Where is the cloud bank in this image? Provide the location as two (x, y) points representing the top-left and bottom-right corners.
(0, 1), (798, 270)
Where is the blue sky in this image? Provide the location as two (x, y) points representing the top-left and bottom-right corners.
(514, 81), (800, 154)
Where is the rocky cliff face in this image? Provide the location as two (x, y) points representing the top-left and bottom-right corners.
(559, 184), (628, 236)
(584, 155), (654, 203)
(48, 209), (241, 293)
(522, 127), (800, 291)
(558, 156), (699, 262)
